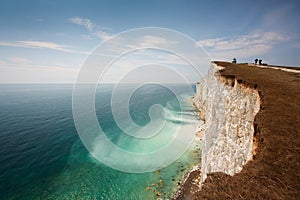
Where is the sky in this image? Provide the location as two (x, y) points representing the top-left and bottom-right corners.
(0, 0), (300, 83)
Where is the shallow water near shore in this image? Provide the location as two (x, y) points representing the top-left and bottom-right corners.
(0, 84), (201, 199)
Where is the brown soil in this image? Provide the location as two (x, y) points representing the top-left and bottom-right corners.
(179, 61), (300, 199)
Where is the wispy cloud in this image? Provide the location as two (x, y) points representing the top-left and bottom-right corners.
(0, 57), (80, 83)
(1, 56), (80, 69)
(0, 40), (87, 54)
(7, 57), (32, 64)
(68, 17), (95, 32)
(197, 31), (289, 60)
(80, 34), (93, 40)
(68, 17), (111, 40)
(138, 35), (178, 47)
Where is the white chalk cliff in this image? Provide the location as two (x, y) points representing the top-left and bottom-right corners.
(193, 63), (260, 183)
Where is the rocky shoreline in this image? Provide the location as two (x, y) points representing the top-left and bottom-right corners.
(172, 165), (201, 200)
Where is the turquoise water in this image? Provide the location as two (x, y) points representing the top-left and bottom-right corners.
(0, 84), (200, 199)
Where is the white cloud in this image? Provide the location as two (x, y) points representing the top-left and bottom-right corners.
(68, 17), (111, 40)
(212, 44), (272, 60)
(69, 17), (95, 32)
(262, 32), (288, 41)
(197, 31), (289, 60)
(197, 38), (224, 48)
(0, 58), (79, 83)
(95, 31), (111, 41)
(0, 40), (87, 54)
(19, 41), (72, 52)
(89, 35), (180, 58)
(7, 57), (32, 64)
(138, 35), (178, 47)
(97, 49), (205, 83)
(0, 57), (80, 70)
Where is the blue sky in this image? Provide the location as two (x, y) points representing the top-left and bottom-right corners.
(0, 0), (299, 83)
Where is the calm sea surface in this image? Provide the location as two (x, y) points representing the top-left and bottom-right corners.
(0, 84), (200, 199)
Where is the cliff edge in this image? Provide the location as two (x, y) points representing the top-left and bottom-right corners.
(177, 61), (300, 199)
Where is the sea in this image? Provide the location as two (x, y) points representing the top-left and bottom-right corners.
(0, 83), (201, 199)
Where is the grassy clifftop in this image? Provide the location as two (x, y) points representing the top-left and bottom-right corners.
(193, 61), (300, 199)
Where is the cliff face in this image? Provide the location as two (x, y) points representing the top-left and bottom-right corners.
(176, 62), (300, 199)
(194, 63), (260, 183)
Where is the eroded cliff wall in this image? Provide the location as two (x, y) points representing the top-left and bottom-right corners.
(194, 63), (260, 183)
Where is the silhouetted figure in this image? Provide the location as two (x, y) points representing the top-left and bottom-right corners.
(232, 58), (237, 63)
(255, 58), (258, 64)
(259, 59), (262, 65)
